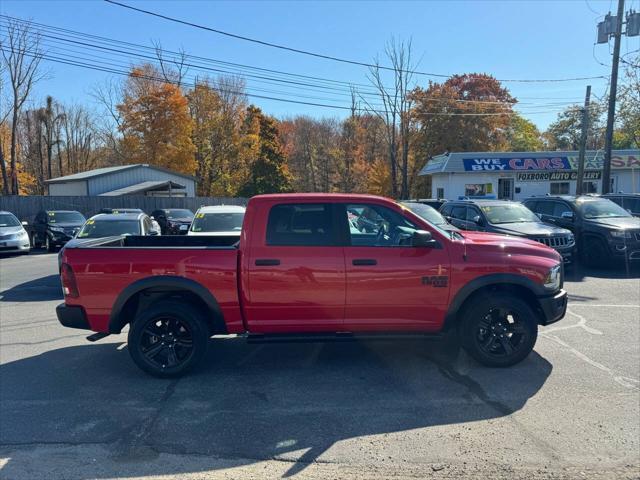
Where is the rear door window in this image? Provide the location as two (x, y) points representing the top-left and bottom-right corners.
(266, 203), (336, 246)
(450, 206), (467, 219)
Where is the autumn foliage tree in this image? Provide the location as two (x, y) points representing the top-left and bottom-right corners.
(239, 106), (292, 196)
(412, 74), (516, 157)
(117, 64), (196, 175)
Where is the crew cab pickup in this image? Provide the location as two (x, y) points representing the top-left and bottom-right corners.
(57, 194), (567, 377)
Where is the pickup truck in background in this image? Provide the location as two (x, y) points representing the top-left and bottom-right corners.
(57, 193), (567, 377)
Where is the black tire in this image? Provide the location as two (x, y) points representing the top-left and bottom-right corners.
(459, 293), (538, 368)
(31, 233), (41, 249)
(128, 300), (209, 378)
(580, 236), (609, 268)
(45, 235), (56, 253)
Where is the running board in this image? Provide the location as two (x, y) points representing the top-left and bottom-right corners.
(246, 332), (445, 344)
(86, 332), (110, 342)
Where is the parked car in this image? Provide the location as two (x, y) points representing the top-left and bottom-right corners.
(150, 209), (194, 235)
(188, 205), (245, 236)
(57, 193), (567, 377)
(0, 211), (30, 255)
(601, 193), (640, 217)
(97, 208), (143, 215)
(30, 210), (86, 252)
(523, 195), (640, 267)
(440, 200), (575, 263)
(400, 201), (458, 232)
(58, 212), (160, 269)
(407, 198), (448, 210)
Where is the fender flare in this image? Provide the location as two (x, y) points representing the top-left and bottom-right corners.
(443, 273), (545, 330)
(108, 275), (227, 334)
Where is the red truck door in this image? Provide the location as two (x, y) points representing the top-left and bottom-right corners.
(341, 202), (451, 332)
(242, 202), (346, 333)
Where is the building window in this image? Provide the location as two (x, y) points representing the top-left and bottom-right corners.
(550, 182), (570, 195)
(436, 187), (444, 199)
(582, 181), (598, 194)
(465, 184), (488, 197)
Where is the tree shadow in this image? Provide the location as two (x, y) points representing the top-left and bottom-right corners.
(0, 274), (62, 302)
(0, 337), (552, 478)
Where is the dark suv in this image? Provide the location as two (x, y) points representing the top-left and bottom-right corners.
(30, 210), (86, 252)
(441, 200), (575, 262)
(602, 194), (640, 217)
(150, 209), (194, 235)
(523, 195), (640, 267)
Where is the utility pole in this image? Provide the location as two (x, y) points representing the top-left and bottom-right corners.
(576, 85), (591, 196)
(601, 0), (625, 194)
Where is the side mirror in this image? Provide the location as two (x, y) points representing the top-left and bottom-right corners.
(472, 215), (484, 225)
(412, 230), (436, 247)
(561, 211), (574, 220)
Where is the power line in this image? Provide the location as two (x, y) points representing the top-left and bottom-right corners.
(0, 45), (570, 117)
(103, 0), (609, 83)
(0, 16), (584, 109)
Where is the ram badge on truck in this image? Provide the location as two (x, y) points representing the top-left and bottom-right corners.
(57, 194), (567, 377)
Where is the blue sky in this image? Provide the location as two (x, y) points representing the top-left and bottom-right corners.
(2, 0), (638, 129)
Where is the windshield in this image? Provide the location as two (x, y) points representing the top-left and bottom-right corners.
(165, 209), (194, 219)
(77, 219), (141, 238)
(401, 203), (447, 226)
(48, 212), (85, 224)
(0, 213), (20, 227)
(577, 199), (632, 219)
(480, 204), (540, 224)
(191, 212), (244, 233)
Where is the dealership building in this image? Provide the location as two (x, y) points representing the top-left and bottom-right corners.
(418, 149), (640, 201)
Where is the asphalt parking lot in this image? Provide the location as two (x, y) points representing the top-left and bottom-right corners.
(0, 252), (638, 479)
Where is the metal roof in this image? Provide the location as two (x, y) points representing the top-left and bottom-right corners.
(98, 180), (186, 196)
(46, 164), (197, 183)
(419, 149), (640, 175)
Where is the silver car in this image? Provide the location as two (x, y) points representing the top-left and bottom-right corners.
(0, 211), (30, 255)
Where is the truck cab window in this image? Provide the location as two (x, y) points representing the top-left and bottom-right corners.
(346, 203), (417, 247)
(266, 203), (335, 246)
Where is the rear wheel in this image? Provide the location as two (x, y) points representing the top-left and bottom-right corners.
(128, 301), (209, 377)
(45, 235), (56, 253)
(459, 294), (538, 367)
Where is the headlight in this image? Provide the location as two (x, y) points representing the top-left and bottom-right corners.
(610, 230), (632, 239)
(543, 264), (562, 290)
(567, 233), (575, 246)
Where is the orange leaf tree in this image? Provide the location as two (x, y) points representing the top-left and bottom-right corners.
(117, 64), (196, 175)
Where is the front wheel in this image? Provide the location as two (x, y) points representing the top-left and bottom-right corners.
(459, 294), (538, 367)
(128, 301), (209, 377)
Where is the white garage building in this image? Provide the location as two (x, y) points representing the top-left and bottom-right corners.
(419, 149), (640, 201)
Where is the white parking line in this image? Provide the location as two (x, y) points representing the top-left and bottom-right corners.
(568, 304), (640, 308)
(542, 333), (640, 391)
(541, 308), (603, 335)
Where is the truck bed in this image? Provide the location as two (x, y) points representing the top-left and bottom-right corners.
(61, 235), (243, 334)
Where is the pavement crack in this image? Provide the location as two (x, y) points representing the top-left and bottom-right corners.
(110, 377), (181, 460)
(433, 360), (562, 463)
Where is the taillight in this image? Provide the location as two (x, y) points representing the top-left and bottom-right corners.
(60, 263), (79, 298)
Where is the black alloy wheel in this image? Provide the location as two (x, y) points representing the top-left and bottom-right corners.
(460, 294), (538, 367)
(128, 301), (209, 377)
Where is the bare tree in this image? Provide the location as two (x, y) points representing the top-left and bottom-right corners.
(1, 18), (46, 194)
(153, 40), (189, 88)
(38, 96), (65, 179)
(361, 38), (416, 198)
(91, 78), (124, 162)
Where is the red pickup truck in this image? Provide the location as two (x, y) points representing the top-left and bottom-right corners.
(57, 193), (567, 377)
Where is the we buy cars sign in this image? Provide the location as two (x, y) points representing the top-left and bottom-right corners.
(462, 154), (639, 172)
(463, 157), (571, 171)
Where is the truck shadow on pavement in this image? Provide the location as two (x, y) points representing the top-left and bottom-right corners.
(0, 338), (552, 478)
(0, 274), (62, 302)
